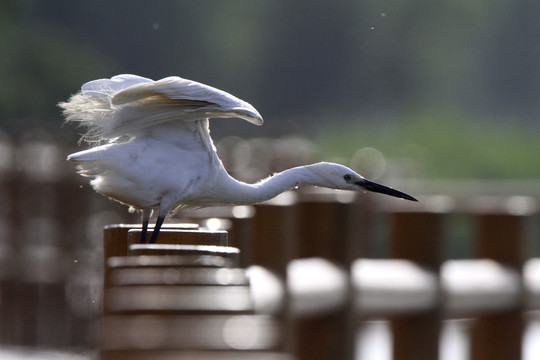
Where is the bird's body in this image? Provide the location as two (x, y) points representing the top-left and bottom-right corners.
(69, 121), (220, 211)
(61, 74), (417, 243)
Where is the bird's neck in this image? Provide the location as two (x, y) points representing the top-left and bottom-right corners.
(214, 166), (314, 205)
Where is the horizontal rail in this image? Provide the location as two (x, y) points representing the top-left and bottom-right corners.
(275, 258), (540, 318)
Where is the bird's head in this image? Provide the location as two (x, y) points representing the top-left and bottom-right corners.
(305, 162), (418, 201)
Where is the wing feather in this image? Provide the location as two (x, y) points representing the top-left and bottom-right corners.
(59, 74), (263, 144)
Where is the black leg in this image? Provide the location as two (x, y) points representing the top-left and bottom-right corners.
(140, 218), (149, 244)
(140, 209), (151, 244)
(149, 215), (165, 244)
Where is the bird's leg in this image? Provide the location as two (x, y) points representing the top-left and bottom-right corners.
(149, 215), (165, 244)
(140, 209), (151, 244)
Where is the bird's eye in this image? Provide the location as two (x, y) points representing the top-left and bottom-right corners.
(343, 174), (352, 182)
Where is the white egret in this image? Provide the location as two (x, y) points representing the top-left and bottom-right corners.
(60, 74), (417, 244)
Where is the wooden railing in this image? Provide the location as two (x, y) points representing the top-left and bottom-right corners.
(0, 139), (539, 359)
(97, 190), (539, 360)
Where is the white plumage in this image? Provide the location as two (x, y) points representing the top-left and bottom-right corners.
(60, 74), (416, 243)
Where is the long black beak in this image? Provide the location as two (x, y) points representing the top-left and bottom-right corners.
(356, 179), (418, 202)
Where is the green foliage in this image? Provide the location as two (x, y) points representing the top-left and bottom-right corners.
(315, 110), (540, 179)
(0, 6), (116, 132)
(0, 1), (538, 180)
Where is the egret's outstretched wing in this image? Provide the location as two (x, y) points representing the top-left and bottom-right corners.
(60, 74), (262, 143)
(112, 76), (262, 124)
(82, 74), (154, 96)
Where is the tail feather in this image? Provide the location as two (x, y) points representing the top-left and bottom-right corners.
(59, 75), (152, 144)
(59, 92), (112, 144)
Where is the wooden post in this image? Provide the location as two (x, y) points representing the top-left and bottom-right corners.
(126, 244), (240, 266)
(127, 228), (228, 247)
(251, 195), (297, 279)
(471, 212), (526, 360)
(103, 224), (199, 288)
(102, 315), (283, 351)
(251, 194), (297, 353)
(389, 211), (443, 360)
(102, 222), (294, 359)
(226, 206), (255, 268)
(292, 191), (367, 360)
(296, 192), (366, 262)
(101, 350), (297, 360)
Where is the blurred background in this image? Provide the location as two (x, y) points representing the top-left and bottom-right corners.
(1, 0), (540, 358)
(3, 0), (540, 179)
